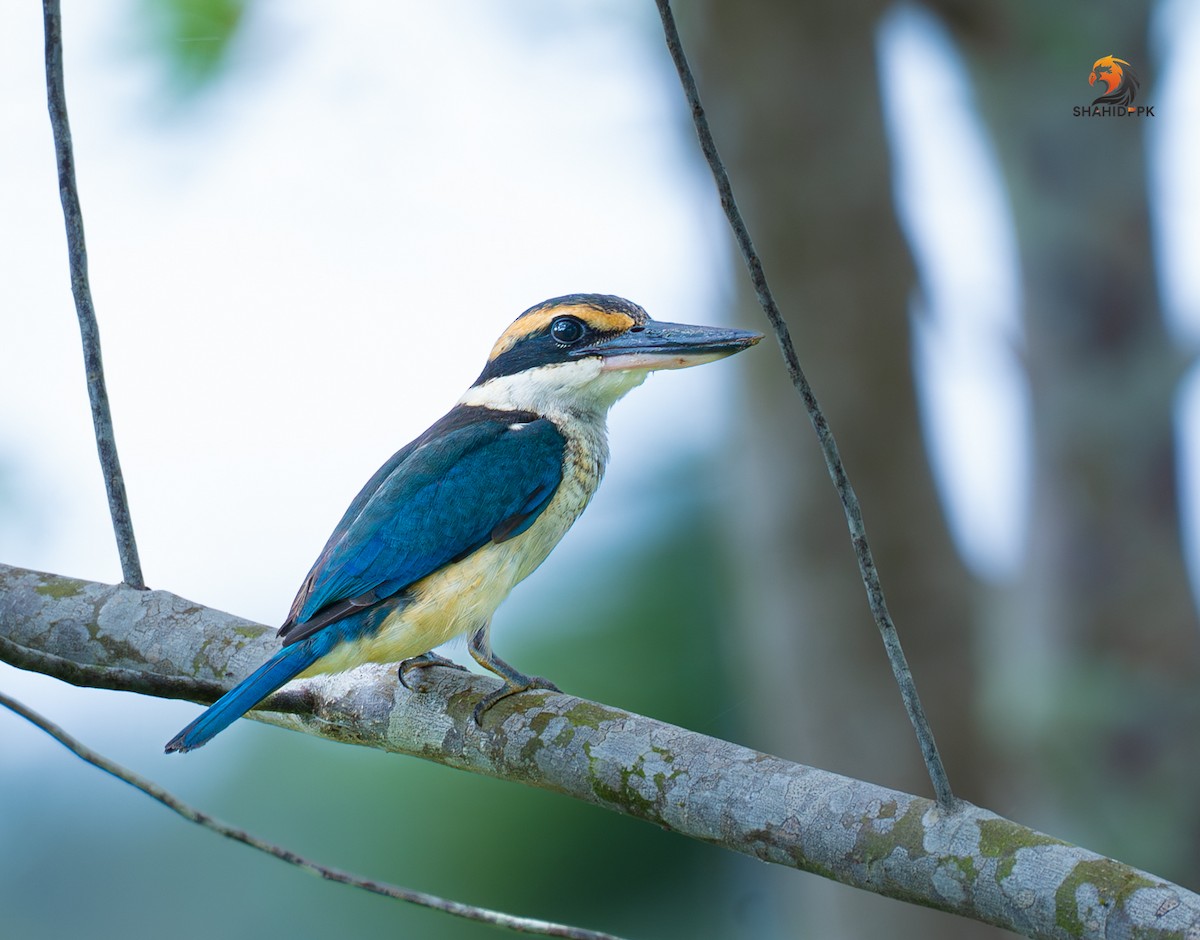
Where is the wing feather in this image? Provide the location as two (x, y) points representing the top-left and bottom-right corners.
(278, 408), (564, 645)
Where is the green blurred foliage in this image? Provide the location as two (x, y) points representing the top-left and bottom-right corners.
(139, 0), (248, 94)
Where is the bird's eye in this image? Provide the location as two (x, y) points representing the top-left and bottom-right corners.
(550, 316), (587, 345)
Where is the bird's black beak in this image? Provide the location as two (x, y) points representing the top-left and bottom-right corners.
(574, 319), (763, 372)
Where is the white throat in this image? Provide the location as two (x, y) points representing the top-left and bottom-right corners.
(458, 358), (649, 422)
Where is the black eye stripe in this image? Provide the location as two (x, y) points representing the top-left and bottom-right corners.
(474, 307), (644, 386)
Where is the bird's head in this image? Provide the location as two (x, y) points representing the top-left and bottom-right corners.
(462, 294), (762, 416)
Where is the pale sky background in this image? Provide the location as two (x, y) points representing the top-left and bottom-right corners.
(4, 0), (1200, 769)
(878, 3), (1029, 581)
(1, 1), (740, 762)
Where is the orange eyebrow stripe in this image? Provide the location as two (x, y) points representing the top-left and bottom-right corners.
(487, 304), (635, 361)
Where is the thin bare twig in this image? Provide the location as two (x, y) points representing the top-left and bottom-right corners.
(652, 0), (955, 810)
(42, 0), (144, 589)
(34, 8), (615, 934)
(0, 690), (622, 940)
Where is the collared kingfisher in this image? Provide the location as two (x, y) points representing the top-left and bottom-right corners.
(165, 294), (761, 752)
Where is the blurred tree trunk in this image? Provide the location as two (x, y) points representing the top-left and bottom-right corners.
(683, 3), (996, 938)
(928, 0), (1200, 885)
(685, 0), (1200, 935)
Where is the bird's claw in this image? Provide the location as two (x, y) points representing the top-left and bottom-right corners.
(472, 675), (560, 727)
(398, 651), (466, 691)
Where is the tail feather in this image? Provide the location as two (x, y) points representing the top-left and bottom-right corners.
(165, 640), (323, 753)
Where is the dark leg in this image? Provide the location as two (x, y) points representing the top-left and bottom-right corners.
(398, 650), (466, 691)
(467, 625), (560, 725)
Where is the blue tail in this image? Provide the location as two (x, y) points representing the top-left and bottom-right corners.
(165, 638), (325, 753)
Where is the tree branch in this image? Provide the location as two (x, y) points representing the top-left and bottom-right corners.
(652, 0), (954, 811)
(3, 562), (1197, 939)
(42, 0), (143, 588)
(0, 690), (621, 940)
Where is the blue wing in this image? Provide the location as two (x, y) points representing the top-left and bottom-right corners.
(278, 407), (565, 646)
(164, 406), (564, 752)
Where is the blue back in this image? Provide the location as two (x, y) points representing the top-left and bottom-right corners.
(280, 406), (565, 644)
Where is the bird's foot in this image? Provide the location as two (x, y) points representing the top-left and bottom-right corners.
(398, 651), (466, 691)
(472, 674), (560, 726)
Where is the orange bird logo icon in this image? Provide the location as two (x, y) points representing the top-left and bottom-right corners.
(1089, 55), (1140, 109)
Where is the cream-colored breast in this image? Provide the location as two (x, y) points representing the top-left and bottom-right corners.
(303, 415), (608, 676)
